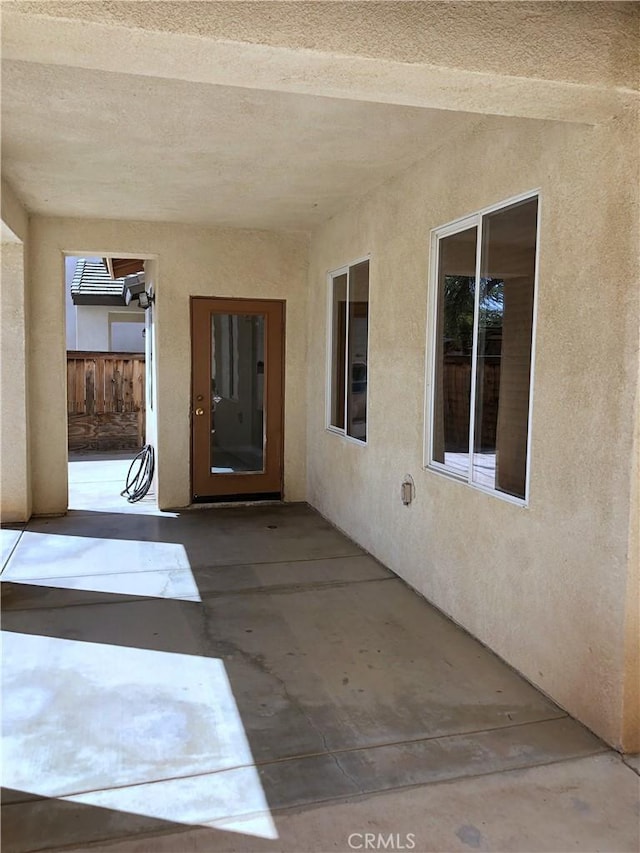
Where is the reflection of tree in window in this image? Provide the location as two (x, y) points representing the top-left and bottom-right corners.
(432, 196), (538, 501)
(443, 276), (503, 356)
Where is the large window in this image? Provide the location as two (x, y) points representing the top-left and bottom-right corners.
(328, 259), (370, 442)
(428, 195), (539, 502)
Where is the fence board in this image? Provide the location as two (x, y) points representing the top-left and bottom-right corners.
(95, 357), (105, 415)
(67, 360), (75, 415)
(67, 351), (145, 451)
(123, 359), (133, 409)
(442, 357), (500, 450)
(75, 359), (85, 413)
(132, 358), (145, 411)
(115, 360), (124, 413)
(68, 413), (141, 452)
(105, 358), (115, 413)
(85, 358), (96, 416)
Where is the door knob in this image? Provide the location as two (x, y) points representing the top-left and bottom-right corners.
(195, 407), (204, 416)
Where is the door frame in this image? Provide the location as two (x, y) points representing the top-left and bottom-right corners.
(190, 296), (286, 502)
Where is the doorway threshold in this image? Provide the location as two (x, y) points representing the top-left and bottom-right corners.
(188, 492), (283, 509)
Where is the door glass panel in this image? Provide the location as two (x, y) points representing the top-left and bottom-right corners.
(432, 226), (477, 476)
(210, 313), (265, 474)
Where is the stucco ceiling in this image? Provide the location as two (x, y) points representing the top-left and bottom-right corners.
(1, 59), (482, 231)
(5, 3), (630, 231)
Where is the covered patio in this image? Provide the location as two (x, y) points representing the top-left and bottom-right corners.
(2, 503), (638, 852)
(1, 4), (639, 850)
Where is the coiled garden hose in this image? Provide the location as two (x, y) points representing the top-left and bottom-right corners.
(121, 444), (155, 503)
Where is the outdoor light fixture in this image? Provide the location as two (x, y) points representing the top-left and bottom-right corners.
(124, 272), (154, 309)
(137, 289), (152, 309)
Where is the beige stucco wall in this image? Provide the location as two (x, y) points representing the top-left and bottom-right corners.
(1, 241), (30, 522)
(12, 2), (638, 93)
(1, 179), (29, 242)
(27, 218), (309, 513)
(1, 180), (31, 522)
(306, 111), (640, 751)
(623, 315), (640, 751)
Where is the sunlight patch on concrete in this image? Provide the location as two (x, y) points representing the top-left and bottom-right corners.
(2, 631), (278, 839)
(5, 567), (202, 602)
(2, 531), (192, 581)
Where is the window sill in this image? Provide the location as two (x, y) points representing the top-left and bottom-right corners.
(424, 463), (528, 508)
(326, 426), (368, 447)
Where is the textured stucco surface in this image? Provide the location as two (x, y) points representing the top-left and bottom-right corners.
(2, 0), (638, 757)
(1, 178), (28, 242)
(9, 1), (639, 89)
(27, 219), (309, 512)
(0, 241), (30, 522)
(1, 180), (31, 522)
(624, 310), (640, 750)
(306, 112), (640, 751)
(3, 0), (637, 184)
(3, 2), (637, 233)
(1, 59), (481, 229)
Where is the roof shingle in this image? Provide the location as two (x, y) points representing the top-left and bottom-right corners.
(71, 259), (126, 306)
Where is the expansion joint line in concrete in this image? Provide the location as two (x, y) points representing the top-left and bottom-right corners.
(0, 527), (26, 575)
(6, 546), (373, 576)
(2, 713), (604, 808)
(11, 752), (624, 853)
(0, 575), (396, 611)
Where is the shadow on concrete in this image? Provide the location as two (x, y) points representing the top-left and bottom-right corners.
(1, 506), (606, 853)
(1, 788), (243, 853)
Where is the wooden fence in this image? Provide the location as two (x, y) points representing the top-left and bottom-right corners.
(442, 356), (501, 451)
(67, 351), (145, 452)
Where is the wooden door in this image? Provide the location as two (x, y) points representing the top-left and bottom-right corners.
(191, 297), (284, 500)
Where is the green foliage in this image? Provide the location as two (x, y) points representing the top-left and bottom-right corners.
(443, 276), (504, 354)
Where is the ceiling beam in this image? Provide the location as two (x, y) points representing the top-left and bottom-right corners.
(2, 10), (636, 126)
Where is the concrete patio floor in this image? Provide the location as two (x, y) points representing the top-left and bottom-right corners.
(2, 500), (639, 853)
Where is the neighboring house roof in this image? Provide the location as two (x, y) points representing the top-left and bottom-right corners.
(71, 259), (126, 306)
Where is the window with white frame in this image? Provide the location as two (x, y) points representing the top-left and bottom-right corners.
(427, 195), (539, 502)
(328, 259), (370, 442)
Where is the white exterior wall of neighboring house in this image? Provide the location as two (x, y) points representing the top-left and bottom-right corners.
(73, 305), (145, 352)
(109, 313), (146, 352)
(64, 255), (77, 348)
(65, 257), (145, 351)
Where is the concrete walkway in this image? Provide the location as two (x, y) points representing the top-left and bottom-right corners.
(67, 451), (159, 515)
(2, 502), (638, 853)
